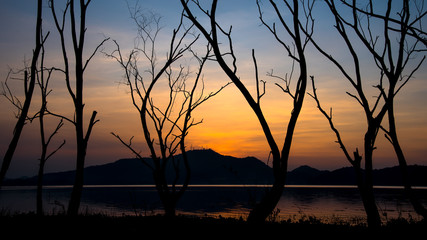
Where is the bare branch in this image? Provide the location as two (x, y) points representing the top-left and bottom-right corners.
(268, 69), (295, 99)
(345, 91), (364, 107)
(257, 0), (299, 62)
(308, 76), (354, 165)
(340, 0), (427, 47)
(252, 49), (264, 104)
(50, 0), (75, 102)
(84, 111), (99, 143)
(395, 55), (425, 95)
(1, 70), (24, 117)
(83, 37), (110, 72)
(43, 119), (66, 163)
(111, 132), (154, 170)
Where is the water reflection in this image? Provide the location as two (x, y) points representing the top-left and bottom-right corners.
(1, 185), (426, 222)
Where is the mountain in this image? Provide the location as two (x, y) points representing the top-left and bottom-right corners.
(4, 149), (427, 186)
(4, 149), (274, 186)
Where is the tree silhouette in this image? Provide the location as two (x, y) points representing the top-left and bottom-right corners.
(105, 6), (228, 217)
(181, 0), (313, 222)
(307, 0), (426, 228)
(345, 0), (427, 219)
(49, 0), (109, 216)
(0, 0), (46, 188)
(35, 49), (66, 216)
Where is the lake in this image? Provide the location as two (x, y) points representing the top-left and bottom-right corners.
(1, 185), (426, 223)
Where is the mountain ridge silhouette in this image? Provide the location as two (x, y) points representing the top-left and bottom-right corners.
(4, 149), (427, 186)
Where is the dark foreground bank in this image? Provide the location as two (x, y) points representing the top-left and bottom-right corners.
(0, 213), (425, 239)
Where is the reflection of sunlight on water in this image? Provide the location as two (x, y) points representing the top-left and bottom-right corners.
(1, 185), (426, 223)
(179, 207), (251, 220)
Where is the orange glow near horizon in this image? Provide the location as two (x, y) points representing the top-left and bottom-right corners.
(2, 47), (426, 177)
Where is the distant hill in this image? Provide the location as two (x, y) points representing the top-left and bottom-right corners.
(4, 149), (427, 186)
(287, 165), (427, 186)
(4, 149), (274, 185)
(286, 165), (329, 185)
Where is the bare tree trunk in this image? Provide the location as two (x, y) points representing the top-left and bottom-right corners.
(37, 86), (48, 215)
(247, 165), (286, 222)
(357, 178), (381, 228)
(363, 129), (382, 228)
(36, 116), (65, 216)
(352, 146), (381, 228)
(155, 175), (177, 218)
(249, 44), (307, 222)
(305, 0), (392, 229)
(357, 171), (381, 228)
(0, 0), (43, 187)
(50, 0), (105, 216)
(36, 155), (46, 215)
(68, 111), (96, 216)
(342, 0), (427, 221)
(309, 77), (383, 229)
(387, 98), (427, 218)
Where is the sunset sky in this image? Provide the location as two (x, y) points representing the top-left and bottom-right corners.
(1, 0), (426, 178)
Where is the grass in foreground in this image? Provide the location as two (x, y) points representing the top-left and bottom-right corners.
(0, 212), (425, 239)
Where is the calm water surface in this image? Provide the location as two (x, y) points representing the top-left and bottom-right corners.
(1, 185), (426, 223)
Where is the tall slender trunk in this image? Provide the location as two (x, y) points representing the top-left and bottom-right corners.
(36, 157), (46, 216)
(393, 142), (427, 218)
(247, 6), (308, 220)
(0, 0), (43, 187)
(360, 128), (381, 229)
(357, 179), (381, 228)
(67, 89), (90, 215)
(349, 146), (380, 229)
(387, 98), (427, 218)
(67, 3), (90, 214)
(0, 75), (33, 187)
(162, 195), (177, 218)
(67, 141), (86, 216)
(153, 167), (177, 218)
(68, 106), (92, 216)
(50, 0), (100, 216)
(37, 103), (48, 216)
(358, 179), (381, 228)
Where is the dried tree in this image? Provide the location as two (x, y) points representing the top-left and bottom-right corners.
(181, 0), (313, 222)
(35, 48), (66, 216)
(307, 1), (385, 229)
(307, 0), (426, 228)
(0, 0), (45, 187)
(105, 8), (227, 217)
(346, 0), (427, 219)
(50, 0), (109, 216)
